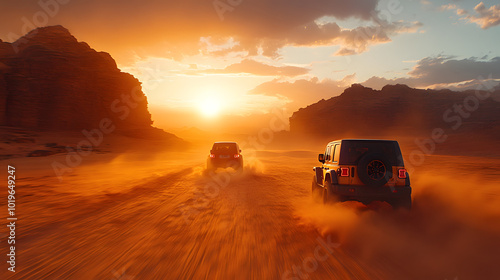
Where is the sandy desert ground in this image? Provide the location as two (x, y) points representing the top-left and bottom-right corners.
(1, 136), (500, 280)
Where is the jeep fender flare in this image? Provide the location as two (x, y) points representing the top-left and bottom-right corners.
(313, 167), (323, 186)
(323, 170), (338, 186)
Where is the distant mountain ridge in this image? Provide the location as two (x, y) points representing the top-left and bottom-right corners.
(290, 84), (500, 139)
(0, 25), (164, 137)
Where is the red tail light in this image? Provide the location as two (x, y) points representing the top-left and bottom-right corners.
(398, 169), (407, 179)
(234, 154), (240, 158)
(210, 154), (215, 158)
(340, 167), (349, 177)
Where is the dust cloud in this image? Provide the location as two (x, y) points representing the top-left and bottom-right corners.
(4, 133), (500, 279)
(294, 169), (500, 280)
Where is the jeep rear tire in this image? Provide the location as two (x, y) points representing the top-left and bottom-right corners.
(357, 153), (393, 187)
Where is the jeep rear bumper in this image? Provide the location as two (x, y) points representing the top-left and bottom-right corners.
(208, 158), (243, 168)
(330, 184), (411, 203)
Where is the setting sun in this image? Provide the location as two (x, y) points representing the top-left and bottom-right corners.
(198, 95), (222, 117)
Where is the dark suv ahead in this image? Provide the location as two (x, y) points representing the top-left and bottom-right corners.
(207, 142), (243, 171)
(312, 139), (411, 209)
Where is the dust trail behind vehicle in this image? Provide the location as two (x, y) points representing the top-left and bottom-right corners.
(295, 155), (500, 280)
(2, 146), (499, 279)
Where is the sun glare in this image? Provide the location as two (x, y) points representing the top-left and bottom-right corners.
(198, 96), (222, 118)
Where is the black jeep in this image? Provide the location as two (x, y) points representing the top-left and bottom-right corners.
(312, 139), (411, 209)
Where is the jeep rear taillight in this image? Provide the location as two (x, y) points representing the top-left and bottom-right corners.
(210, 154), (215, 158)
(234, 154), (240, 158)
(398, 169), (407, 179)
(340, 167), (349, 177)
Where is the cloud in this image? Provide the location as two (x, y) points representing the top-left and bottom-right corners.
(444, 2), (500, 29)
(335, 20), (423, 56)
(249, 75), (355, 111)
(209, 18), (422, 58)
(464, 2), (500, 29)
(362, 56), (500, 89)
(192, 59), (309, 77)
(439, 4), (457, 11)
(0, 0), (421, 63)
(456, 9), (468, 16)
(431, 78), (500, 92)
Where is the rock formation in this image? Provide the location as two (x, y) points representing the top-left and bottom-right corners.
(290, 84), (500, 139)
(0, 25), (154, 132)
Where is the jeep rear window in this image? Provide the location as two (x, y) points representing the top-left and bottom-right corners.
(339, 140), (404, 166)
(212, 143), (237, 153)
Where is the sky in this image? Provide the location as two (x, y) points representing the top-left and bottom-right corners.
(2, 0), (500, 131)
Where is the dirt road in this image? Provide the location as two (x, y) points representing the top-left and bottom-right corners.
(2, 150), (500, 279)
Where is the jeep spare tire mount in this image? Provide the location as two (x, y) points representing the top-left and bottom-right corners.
(357, 153), (392, 187)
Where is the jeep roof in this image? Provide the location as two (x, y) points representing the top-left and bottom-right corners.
(326, 139), (404, 166)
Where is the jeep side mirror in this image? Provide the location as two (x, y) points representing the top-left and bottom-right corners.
(210, 150), (213, 154)
(239, 149), (242, 153)
(318, 154), (325, 163)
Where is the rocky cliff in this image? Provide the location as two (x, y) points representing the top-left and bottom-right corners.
(0, 25), (154, 131)
(290, 84), (500, 139)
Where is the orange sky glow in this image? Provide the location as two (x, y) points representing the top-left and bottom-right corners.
(1, 0), (500, 133)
